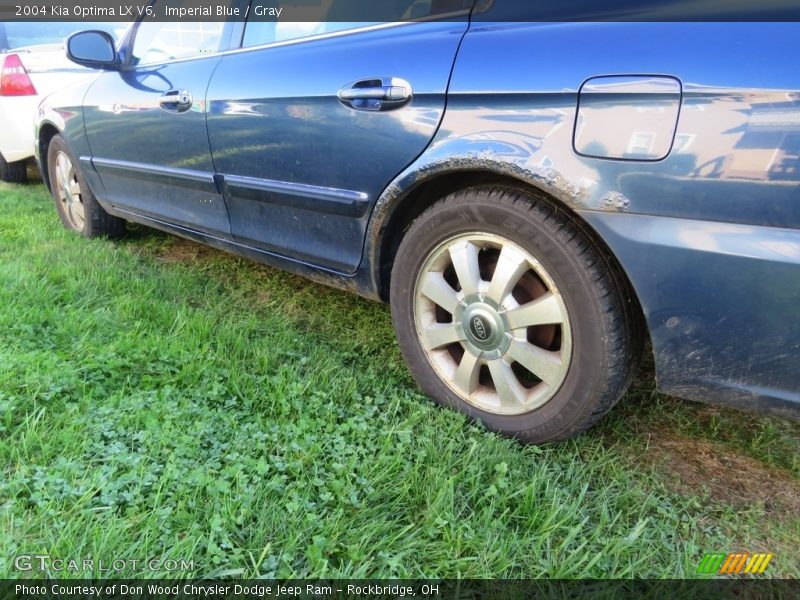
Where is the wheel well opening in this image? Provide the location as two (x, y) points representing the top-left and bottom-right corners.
(38, 124), (60, 191)
(378, 171), (503, 301)
(377, 170), (650, 355)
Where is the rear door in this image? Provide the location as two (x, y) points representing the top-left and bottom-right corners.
(206, 1), (474, 272)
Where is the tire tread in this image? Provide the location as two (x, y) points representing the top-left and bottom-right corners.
(0, 154), (27, 184)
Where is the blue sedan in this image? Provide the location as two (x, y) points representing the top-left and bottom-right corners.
(35, 1), (800, 443)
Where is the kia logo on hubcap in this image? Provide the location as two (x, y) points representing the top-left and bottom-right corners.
(470, 316), (490, 341)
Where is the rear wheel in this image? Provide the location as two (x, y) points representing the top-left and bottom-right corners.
(390, 186), (639, 443)
(46, 135), (125, 238)
(0, 153), (27, 183)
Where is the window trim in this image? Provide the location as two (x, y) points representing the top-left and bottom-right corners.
(237, 2), (471, 51)
(123, 21), (411, 68)
(237, 21), (408, 53)
(117, 1), (472, 69)
(216, 14), (468, 57)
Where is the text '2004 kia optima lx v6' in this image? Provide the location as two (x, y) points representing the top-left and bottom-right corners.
(35, 1), (800, 443)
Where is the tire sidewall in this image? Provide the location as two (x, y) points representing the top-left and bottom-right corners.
(391, 191), (614, 441)
(0, 153), (27, 184)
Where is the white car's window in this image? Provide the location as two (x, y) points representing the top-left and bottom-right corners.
(0, 22), (126, 51)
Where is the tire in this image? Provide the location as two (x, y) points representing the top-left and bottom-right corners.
(46, 135), (125, 238)
(0, 152), (27, 183)
(390, 186), (640, 444)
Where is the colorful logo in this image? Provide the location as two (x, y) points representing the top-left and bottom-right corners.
(697, 552), (774, 575)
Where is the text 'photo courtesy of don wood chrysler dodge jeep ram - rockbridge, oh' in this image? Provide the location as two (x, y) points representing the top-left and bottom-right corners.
(33, 0), (800, 443)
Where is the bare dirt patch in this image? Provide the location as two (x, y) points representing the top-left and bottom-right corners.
(643, 431), (800, 517)
(154, 236), (224, 264)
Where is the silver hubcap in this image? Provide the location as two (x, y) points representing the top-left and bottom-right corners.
(54, 151), (85, 231)
(414, 233), (572, 415)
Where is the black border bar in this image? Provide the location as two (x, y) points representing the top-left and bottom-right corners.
(3, 0), (800, 22)
(3, 579), (799, 600)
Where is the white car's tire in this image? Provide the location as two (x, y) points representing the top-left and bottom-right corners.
(0, 153), (27, 183)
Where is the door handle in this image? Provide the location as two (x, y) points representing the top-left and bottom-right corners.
(159, 89), (193, 112)
(337, 77), (412, 111)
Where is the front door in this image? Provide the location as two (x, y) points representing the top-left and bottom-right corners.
(206, 1), (474, 272)
(83, 13), (235, 236)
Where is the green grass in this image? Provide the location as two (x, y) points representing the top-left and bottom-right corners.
(1, 182), (798, 579)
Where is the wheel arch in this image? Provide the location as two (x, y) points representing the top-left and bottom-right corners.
(37, 122), (62, 193)
(372, 167), (650, 355)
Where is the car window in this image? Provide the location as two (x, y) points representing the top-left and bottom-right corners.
(241, 0), (472, 48)
(130, 0), (230, 65)
(132, 21), (226, 64)
(0, 22), (127, 52)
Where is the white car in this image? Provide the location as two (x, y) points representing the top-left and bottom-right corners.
(0, 22), (127, 182)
